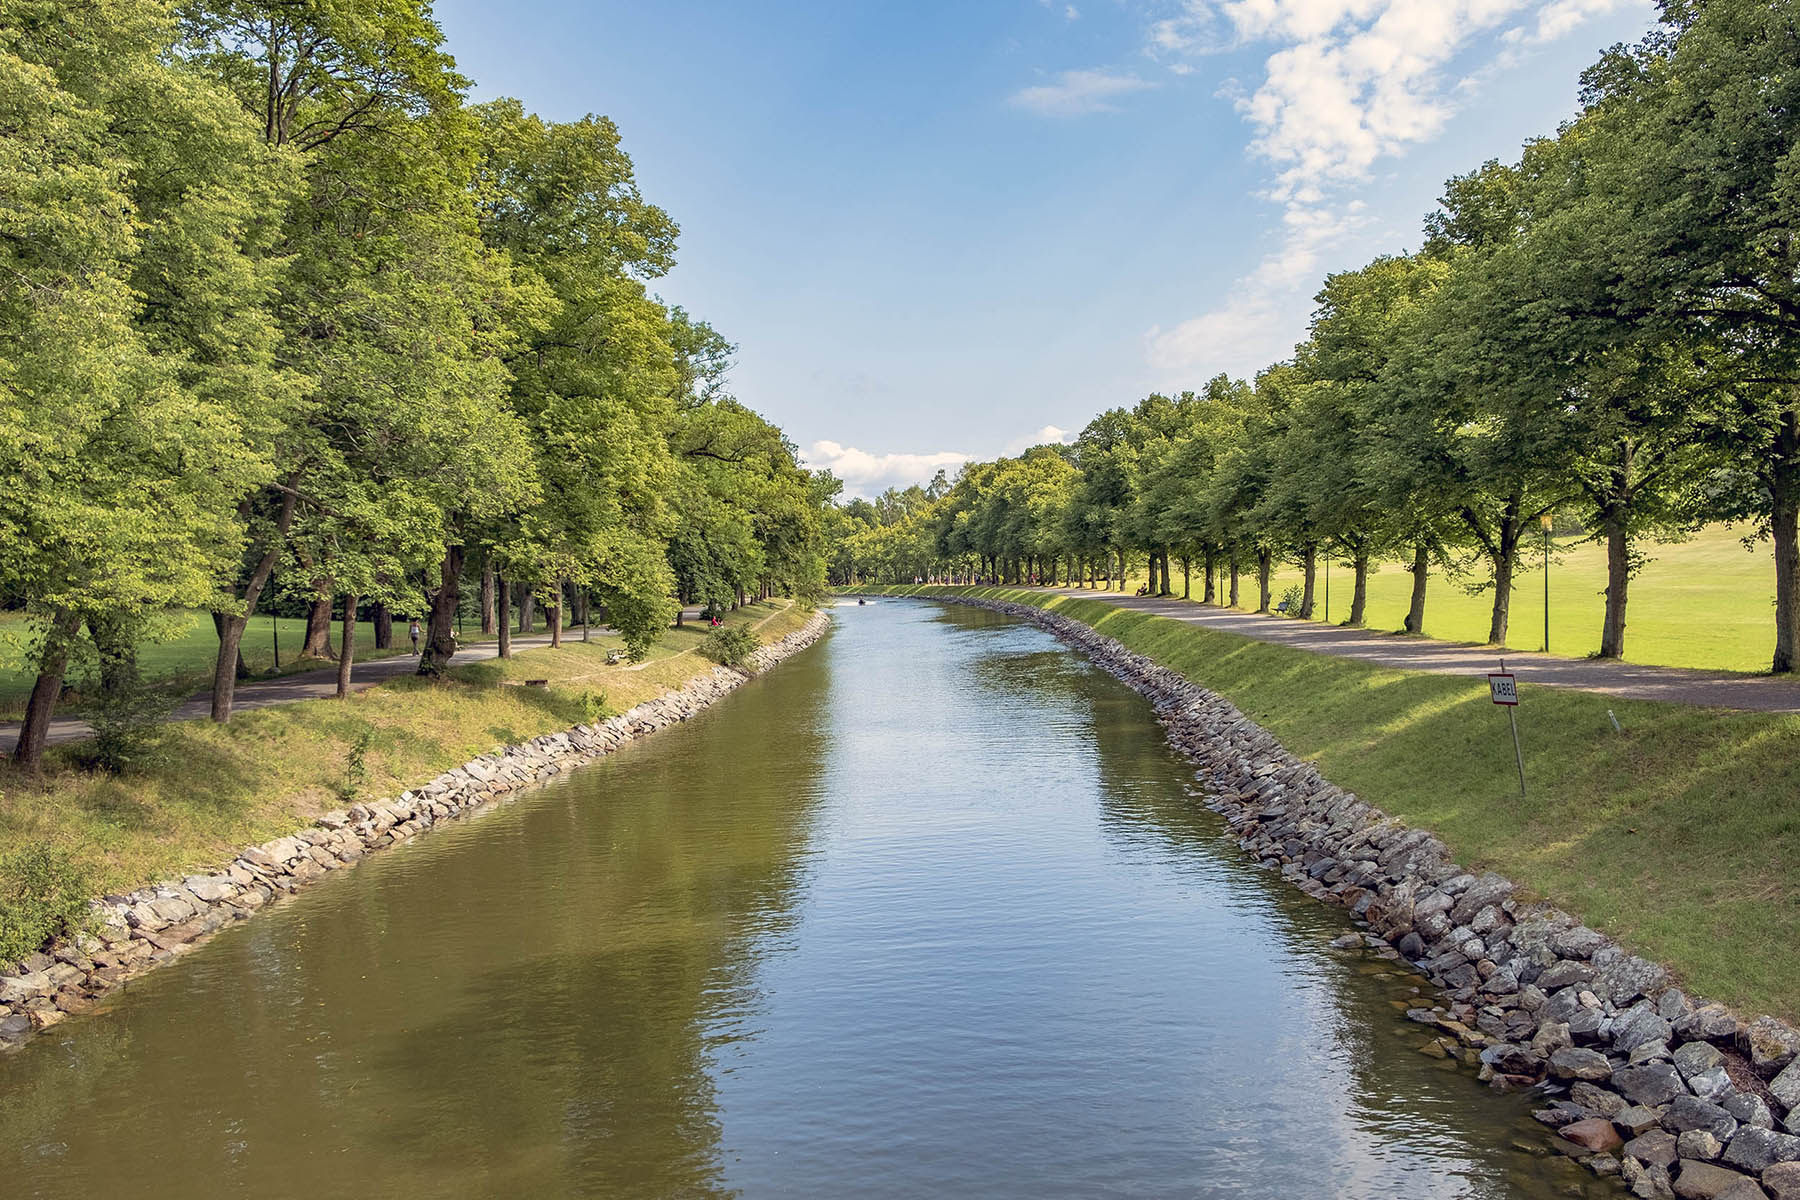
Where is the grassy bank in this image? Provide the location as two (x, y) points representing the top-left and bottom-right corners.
(0, 600), (813, 920)
(858, 585), (1800, 1022)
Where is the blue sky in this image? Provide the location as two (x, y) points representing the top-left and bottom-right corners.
(435, 0), (1659, 497)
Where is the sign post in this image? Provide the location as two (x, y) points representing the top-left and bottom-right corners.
(1489, 660), (1525, 798)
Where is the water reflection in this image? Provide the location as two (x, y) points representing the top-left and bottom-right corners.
(0, 600), (1619, 1198)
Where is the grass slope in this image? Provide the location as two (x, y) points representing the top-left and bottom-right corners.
(0, 600), (813, 905)
(859, 584), (1800, 1022)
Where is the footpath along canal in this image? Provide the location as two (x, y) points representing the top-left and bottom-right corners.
(0, 600), (1619, 1197)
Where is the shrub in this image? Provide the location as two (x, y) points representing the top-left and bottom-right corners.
(1277, 584), (1305, 615)
(0, 844), (91, 964)
(578, 688), (613, 723)
(83, 674), (176, 776)
(699, 625), (759, 668)
(335, 726), (374, 804)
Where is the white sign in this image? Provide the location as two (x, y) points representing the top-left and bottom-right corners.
(1488, 672), (1519, 706)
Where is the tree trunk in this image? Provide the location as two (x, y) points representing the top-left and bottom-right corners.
(1203, 549), (1216, 604)
(1600, 507), (1631, 659)
(210, 612), (250, 680)
(89, 612), (138, 696)
(580, 589), (591, 641)
(1181, 557), (1191, 599)
(480, 562), (496, 635)
(417, 546), (464, 676)
(211, 479), (299, 721)
(1299, 543), (1318, 619)
(1257, 551), (1272, 613)
(497, 576), (512, 660)
(1484, 503), (1525, 645)
(11, 610), (80, 770)
(1229, 558), (1240, 608)
(549, 587), (563, 650)
(1348, 553), (1370, 627)
(1773, 411), (1800, 672)
(518, 590), (534, 634)
(372, 603), (392, 650)
(337, 594), (358, 698)
(302, 591), (335, 659)
(1405, 542), (1430, 634)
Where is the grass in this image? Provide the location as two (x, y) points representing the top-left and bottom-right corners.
(858, 583), (1800, 1023)
(1095, 523), (1780, 673)
(0, 599), (813, 913)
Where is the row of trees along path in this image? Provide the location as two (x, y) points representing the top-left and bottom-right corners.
(2, 2), (833, 771)
(830, 1), (1800, 681)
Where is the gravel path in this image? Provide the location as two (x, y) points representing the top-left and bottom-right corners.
(1039, 588), (1800, 713)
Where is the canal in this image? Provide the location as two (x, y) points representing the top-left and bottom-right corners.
(0, 600), (1614, 1197)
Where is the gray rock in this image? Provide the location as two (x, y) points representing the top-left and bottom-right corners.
(1672, 1160), (1757, 1199)
(1678, 1131), (1723, 1161)
(1770, 1060), (1800, 1112)
(182, 875), (236, 903)
(1691, 1068), (1736, 1104)
(1627, 1129), (1680, 1167)
(1618, 1105), (1666, 1136)
(1449, 873), (1514, 926)
(1575, 1082), (1631, 1117)
(1725, 1129), (1800, 1175)
(1677, 1042), (1729, 1080)
(1554, 925), (1609, 960)
(1724, 1092), (1776, 1131)
(1595, 946), (1672, 1007)
(1661, 989), (1697, 1023)
(1570, 1008), (1607, 1040)
(0, 972), (52, 1006)
(1552, 1047), (1615, 1082)
(1665, 1096), (1740, 1141)
(1615, 1004), (1678, 1054)
(1635, 1041), (1677, 1065)
(1746, 1018), (1800, 1077)
(1540, 960), (1598, 990)
(1680, 1006), (1741, 1045)
(1531, 1021), (1573, 1058)
(0, 1012), (32, 1041)
(1617, 1064), (1689, 1107)
(1764, 1162), (1800, 1200)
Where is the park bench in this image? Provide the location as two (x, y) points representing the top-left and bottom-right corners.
(1274, 599), (1293, 614)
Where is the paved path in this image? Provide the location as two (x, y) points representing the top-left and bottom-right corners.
(4, 612), (707, 752)
(1032, 588), (1800, 713)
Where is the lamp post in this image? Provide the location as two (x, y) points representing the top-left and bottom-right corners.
(1541, 513), (1553, 653)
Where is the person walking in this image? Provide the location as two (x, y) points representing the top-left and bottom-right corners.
(408, 618), (422, 655)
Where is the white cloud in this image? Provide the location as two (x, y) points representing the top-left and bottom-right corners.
(1010, 68), (1157, 116)
(1003, 424), (1079, 455)
(802, 440), (969, 499)
(1142, 0), (1647, 374)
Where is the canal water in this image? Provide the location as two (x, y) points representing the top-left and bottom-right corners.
(0, 601), (1615, 1198)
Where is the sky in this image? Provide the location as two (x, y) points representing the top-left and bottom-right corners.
(434, 0), (1661, 498)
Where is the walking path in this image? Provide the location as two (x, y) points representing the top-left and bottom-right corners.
(1035, 588), (1800, 713)
(4, 611), (707, 751)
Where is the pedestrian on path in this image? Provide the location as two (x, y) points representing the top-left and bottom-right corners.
(409, 619), (422, 655)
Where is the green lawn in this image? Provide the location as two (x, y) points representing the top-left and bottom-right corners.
(859, 584), (1800, 1023)
(1109, 523), (1779, 673)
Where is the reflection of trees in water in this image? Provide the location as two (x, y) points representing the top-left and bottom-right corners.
(0, 651), (833, 1199)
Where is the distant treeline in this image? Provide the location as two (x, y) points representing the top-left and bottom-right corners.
(2, 0), (833, 768)
(829, 0), (1800, 672)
